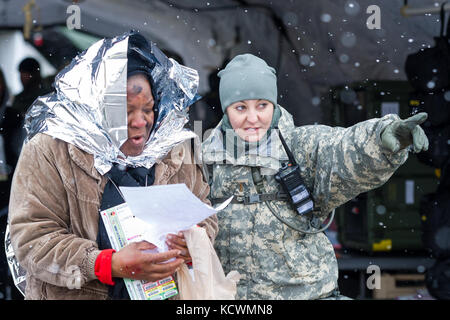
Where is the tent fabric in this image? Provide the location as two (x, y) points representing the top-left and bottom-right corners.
(0, 0), (444, 125)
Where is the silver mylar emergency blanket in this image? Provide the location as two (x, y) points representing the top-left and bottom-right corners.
(4, 226), (26, 296)
(26, 31), (200, 173)
(5, 31), (201, 296)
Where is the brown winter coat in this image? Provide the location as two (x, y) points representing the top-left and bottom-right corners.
(8, 133), (218, 300)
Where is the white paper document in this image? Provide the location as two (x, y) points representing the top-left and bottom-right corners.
(119, 183), (233, 251)
(100, 184), (232, 300)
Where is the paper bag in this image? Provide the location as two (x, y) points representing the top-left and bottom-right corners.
(177, 226), (240, 300)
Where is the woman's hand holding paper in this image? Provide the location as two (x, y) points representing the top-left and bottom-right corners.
(166, 232), (192, 264)
(111, 240), (184, 282)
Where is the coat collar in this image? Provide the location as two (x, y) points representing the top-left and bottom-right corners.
(67, 142), (103, 181)
(154, 139), (191, 184)
(67, 138), (191, 184)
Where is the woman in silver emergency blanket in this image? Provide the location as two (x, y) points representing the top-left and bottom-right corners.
(7, 32), (217, 300)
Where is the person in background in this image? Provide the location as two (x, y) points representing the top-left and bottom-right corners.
(12, 57), (50, 117)
(0, 67), (11, 300)
(0, 67), (10, 122)
(3, 58), (50, 174)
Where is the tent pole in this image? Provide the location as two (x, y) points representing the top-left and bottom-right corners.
(401, 3), (450, 17)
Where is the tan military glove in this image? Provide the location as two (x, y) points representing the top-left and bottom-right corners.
(381, 112), (429, 153)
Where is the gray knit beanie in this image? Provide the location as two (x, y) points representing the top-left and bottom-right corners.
(218, 54), (277, 112)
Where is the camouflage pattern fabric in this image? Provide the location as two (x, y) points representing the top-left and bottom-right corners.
(202, 106), (408, 300)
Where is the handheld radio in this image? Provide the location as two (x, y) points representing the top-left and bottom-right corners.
(274, 128), (315, 215)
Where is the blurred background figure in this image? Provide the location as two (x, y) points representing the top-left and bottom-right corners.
(0, 60), (51, 300)
(0, 67), (12, 300)
(0, 66), (11, 202)
(0, 68), (9, 126)
(13, 57), (48, 116)
(2, 57), (50, 175)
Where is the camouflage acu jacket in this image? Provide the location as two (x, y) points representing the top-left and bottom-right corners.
(202, 106), (408, 300)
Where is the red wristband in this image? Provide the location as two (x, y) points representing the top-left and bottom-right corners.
(95, 249), (116, 286)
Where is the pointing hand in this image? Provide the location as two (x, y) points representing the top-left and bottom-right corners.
(381, 112), (429, 153)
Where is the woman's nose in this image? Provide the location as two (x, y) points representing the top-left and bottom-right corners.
(129, 112), (147, 128)
(247, 109), (258, 123)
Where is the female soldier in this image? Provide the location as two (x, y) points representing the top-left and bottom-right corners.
(201, 53), (429, 300)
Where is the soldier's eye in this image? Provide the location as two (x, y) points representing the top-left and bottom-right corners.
(258, 103), (268, 109)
